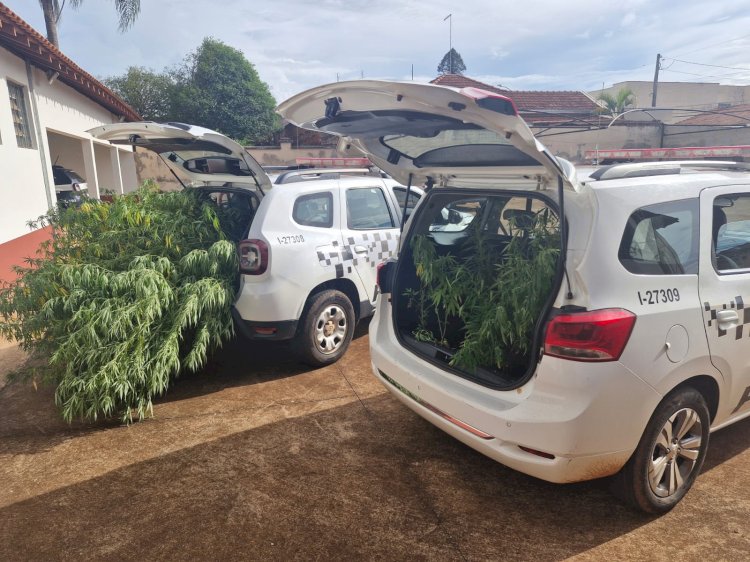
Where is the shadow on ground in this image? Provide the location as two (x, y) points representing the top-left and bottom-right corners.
(0, 393), (651, 561)
(2, 323), (750, 560)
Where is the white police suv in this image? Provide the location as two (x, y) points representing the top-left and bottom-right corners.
(279, 80), (750, 512)
(90, 122), (420, 366)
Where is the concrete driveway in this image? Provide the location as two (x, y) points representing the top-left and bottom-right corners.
(1, 329), (750, 561)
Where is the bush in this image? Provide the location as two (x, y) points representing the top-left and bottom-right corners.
(407, 209), (560, 372)
(0, 183), (242, 422)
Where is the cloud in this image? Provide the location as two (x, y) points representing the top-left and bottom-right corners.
(5, 0), (750, 104)
(621, 12), (636, 27)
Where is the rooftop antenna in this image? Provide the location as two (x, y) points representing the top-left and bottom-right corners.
(444, 14), (452, 72)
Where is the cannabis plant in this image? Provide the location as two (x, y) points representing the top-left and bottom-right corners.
(408, 209), (560, 372)
(0, 183), (242, 422)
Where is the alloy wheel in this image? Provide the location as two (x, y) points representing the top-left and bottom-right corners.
(648, 407), (703, 498)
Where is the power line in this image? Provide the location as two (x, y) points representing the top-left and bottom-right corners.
(663, 57), (750, 72)
(662, 67), (750, 80)
(670, 32), (750, 58)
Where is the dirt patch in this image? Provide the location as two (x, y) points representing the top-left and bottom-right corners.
(0, 338), (28, 393)
(2, 334), (750, 560)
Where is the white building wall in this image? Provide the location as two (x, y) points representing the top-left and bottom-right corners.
(0, 49), (49, 241)
(0, 45), (137, 244)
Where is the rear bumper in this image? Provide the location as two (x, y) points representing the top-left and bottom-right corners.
(232, 307), (297, 340)
(369, 302), (662, 484)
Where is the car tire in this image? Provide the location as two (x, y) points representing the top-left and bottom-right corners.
(295, 290), (355, 367)
(611, 387), (710, 514)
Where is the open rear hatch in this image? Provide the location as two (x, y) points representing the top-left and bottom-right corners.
(278, 81), (572, 388)
(277, 80), (574, 190)
(88, 122), (271, 193)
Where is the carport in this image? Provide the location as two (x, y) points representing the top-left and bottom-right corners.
(46, 129), (138, 199)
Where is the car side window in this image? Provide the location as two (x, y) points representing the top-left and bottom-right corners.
(346, 187), (395, 230)
(293, 192), (333, 228)
(393, 187), (421, 217)
(619, 198), (698, 275)
(713, 194), (750, 273)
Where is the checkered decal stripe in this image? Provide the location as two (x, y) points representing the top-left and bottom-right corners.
(704, 295), (748, 339)
(316, 232), (399, 278)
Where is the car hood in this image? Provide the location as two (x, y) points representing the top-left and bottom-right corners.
(277, 80), (576, 190)
(88, 122), (271, 193)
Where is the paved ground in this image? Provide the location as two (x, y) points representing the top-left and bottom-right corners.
(2, 328), (750, 561)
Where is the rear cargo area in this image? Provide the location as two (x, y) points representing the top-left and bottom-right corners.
(392, 190), (562, 388)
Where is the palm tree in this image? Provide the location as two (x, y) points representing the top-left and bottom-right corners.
(597, 88), (636, 115)
(38, 0), (141, 48)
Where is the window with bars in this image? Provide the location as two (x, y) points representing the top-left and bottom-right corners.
(7, 82), (33, 149)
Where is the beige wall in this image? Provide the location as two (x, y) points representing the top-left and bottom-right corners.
(591, 81), (750, 123)
(246, 142), (339, 167)
(663, 125), (750, 148)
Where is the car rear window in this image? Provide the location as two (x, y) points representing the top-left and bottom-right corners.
(293, 192), (333, 228)
(619, 199), (699, 275)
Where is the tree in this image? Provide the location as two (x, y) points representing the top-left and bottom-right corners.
(38, 0), (140, 48)
(104, 66), (173, 121)
(170, 38), (279, 144)
(597, 88), (636, 115)
(437, 48), (467, 75)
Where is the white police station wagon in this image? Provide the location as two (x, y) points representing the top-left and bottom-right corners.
(90, 122), (420, 366)
(279, 80), (750, 512)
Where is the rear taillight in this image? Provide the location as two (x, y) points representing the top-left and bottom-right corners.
(72, 182), (80, 192)
(238, 239), (268, 275)
(544, 308), (636, 362)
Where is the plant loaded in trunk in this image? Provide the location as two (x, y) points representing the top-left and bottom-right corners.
(399, 193), (560, 385)
(0, 182), (252, 422)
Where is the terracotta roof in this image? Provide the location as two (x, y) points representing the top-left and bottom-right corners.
(0, 3), (140, 121)
(673, 104), (750, 126)
(430, 74), (599, 124)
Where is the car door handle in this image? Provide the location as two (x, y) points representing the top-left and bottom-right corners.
(354, 246), (368, 254)
(717, 309), (739, 329)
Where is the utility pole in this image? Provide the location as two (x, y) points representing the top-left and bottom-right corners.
(651, 53), (661, 107)
(444, 14), (452, 73)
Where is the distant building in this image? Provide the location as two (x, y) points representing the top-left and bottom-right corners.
(592, 81), (750, 124)
(0, 3), (139, 250)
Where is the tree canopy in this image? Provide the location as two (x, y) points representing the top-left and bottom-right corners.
(171, 39), (278, 144)
(104, 66), (173, 122)
(597, 88), (636, 115)
(437, 48), (467, 75)
(104, 38), (279, 144)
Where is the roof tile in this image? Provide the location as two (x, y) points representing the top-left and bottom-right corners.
(430, 74), (599, 123)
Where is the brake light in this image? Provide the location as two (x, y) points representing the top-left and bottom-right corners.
(544, 308), (636, 362)
(238, 239), (268, 275)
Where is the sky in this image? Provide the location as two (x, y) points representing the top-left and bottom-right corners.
(6, 0), (750, 104)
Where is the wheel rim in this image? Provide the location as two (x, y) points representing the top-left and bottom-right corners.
(648, 407), (703, 498)
(314, 305), (348, 355)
